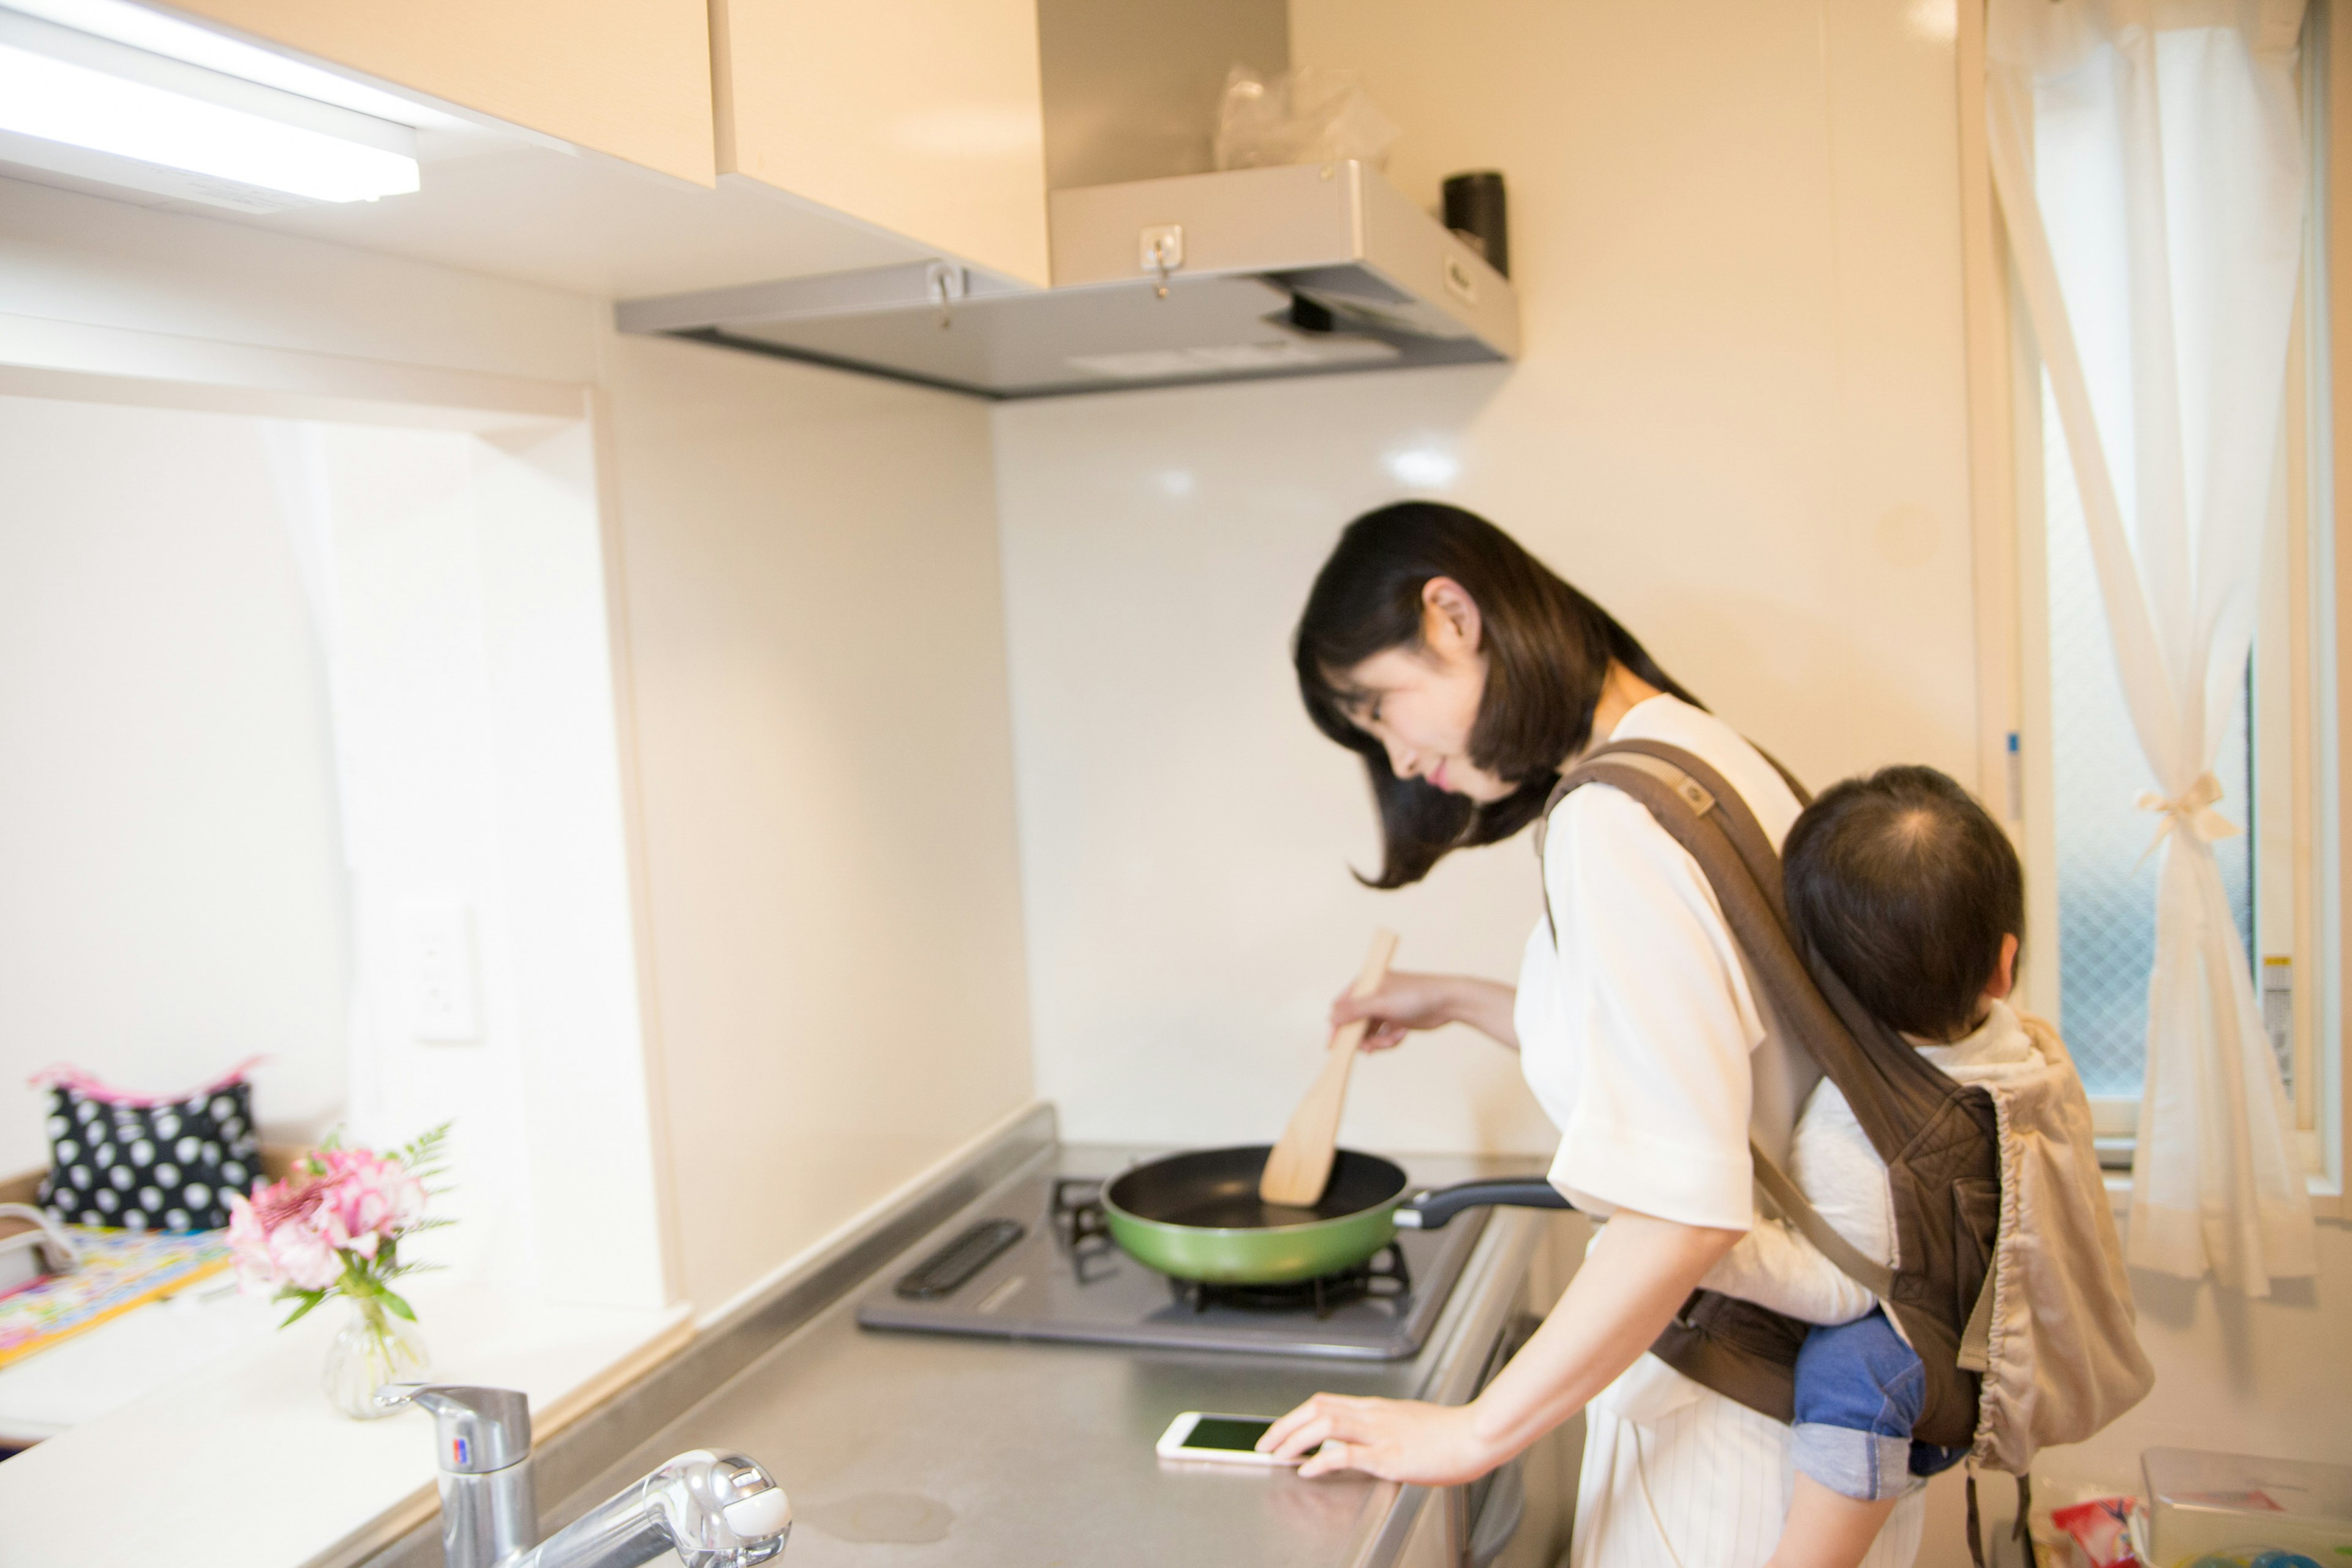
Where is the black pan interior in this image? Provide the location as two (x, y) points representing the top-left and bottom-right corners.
(1104, 1144), (1407, 1230)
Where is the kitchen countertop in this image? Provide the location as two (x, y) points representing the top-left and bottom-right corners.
(0, 1267), (280, 1442)
(0, 1275), (691, 1568)
(509, 1142), (1556, 1568)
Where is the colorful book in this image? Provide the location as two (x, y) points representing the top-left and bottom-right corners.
(0, 1227), (231, 1370)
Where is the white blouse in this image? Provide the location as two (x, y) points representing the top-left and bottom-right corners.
(1518, 695), (1928, 1568)
(1513, 693), (1805, 1231)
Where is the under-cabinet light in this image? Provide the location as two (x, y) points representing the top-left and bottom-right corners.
(0, 7), (417, 209)
(2, 0), (472, 129)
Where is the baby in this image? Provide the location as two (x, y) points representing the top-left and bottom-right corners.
(1703, 765), (2044, 1568)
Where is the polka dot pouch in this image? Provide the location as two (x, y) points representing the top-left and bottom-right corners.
(30, 1060), (263, 1233)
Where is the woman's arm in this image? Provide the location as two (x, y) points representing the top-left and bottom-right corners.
(1259, 1208), (1741, 1483)
(1333, 971), (1520, 1052)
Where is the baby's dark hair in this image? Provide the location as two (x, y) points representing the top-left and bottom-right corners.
(1782, 765), (2022, 1041)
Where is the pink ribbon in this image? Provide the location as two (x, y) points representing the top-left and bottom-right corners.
(28, 1055), (267, 1107)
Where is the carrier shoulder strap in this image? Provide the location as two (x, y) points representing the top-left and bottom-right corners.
(1536, 739), (1966, 1172)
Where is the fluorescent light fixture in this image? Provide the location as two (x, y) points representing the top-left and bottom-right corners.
(1, 0), (470, 127)
(0, 7), (417, 211)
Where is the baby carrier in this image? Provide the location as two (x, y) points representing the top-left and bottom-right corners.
(1539, 741), (2154, 1566)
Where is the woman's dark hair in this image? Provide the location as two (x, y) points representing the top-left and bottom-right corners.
(1782, 766), (2024, 1041)
(1294, 502), (1698, 886)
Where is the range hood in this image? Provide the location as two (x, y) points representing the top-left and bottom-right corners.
(616, 158), (1517, 400)
(615, 0), (1512, 399)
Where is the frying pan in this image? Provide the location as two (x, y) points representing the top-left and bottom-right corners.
(1101, 1144), (1572, 1284)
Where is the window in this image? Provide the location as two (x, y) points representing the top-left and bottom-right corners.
(2010, 7), (2340, 1169)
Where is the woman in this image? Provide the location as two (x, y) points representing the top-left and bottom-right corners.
(1259, 503), (1924, 1568)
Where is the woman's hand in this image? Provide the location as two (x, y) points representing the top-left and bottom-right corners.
(1257, 1393), (1503, 1485)
(1265, 1210), (1746, 1489)
(1333, 972), (1519, 1052)
(1332, 970), (1460, 1050)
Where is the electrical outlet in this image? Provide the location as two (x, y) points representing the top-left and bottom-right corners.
(401, 899), (478, 1043)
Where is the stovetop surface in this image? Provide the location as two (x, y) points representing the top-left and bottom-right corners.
(557, 1137), (1553, 1568)
(856, 1152), (1490, 1361)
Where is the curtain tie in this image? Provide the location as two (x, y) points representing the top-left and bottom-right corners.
(2136, 771), (2239, 862)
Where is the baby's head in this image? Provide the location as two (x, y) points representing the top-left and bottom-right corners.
(1783, 765), (2022, 1042)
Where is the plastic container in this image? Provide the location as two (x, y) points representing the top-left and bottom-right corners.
(2143, 1447), (2352, 1565)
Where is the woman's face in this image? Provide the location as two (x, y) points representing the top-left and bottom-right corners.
(1341, 579), (1517, 804)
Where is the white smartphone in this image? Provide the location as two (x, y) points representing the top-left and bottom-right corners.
(1155, 1411), (1298, 1466)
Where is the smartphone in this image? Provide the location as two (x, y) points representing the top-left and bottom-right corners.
(1155, 1411), (1298, 1466)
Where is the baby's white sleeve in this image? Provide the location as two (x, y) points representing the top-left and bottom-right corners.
(1784, 1080), (1899, 1273)
(1699, 1214), (1877, 1325)
(1697, 1079), (1890, 1325)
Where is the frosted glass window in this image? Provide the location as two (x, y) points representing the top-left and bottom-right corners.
(2043, 383), (2256, 1098)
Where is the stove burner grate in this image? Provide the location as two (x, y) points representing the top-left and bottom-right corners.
(1049, 1177), (1118, 1284)
(1166, 1242), (1412, 1319)
(1048, 1180), (1414, 1317)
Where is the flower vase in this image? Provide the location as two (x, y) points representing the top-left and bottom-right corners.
(322, 1297), (429, 1419)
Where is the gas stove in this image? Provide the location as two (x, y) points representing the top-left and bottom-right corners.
(855, 1151), (1490, 1361)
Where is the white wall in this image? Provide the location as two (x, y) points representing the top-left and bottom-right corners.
(599, 333), (1037, 1317)
(995, 0), (1980, 1155)
(0, 175), (1042, 1317)
(2079, 1216), (2352, 1469)
(0, 181), (669, 1288)
(283, 419), (667, 1308)
(0, 394), (349, 1174)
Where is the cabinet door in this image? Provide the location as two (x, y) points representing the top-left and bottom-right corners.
(162, 0), (716, 185)
(712, 0), (1050, 287)
(1393, 1486), (1461, 1568)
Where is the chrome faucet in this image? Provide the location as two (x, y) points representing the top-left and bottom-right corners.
(377, 1384), (791, 1568)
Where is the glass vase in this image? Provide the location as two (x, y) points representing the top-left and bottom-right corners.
(322, 1297), (430, 1420)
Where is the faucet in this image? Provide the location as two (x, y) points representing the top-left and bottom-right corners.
(376, 1384), (792, 1568)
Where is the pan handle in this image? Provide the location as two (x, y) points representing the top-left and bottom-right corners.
(1395, 1178), (1574, 1230)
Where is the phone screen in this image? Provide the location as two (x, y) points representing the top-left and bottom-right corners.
(1183, 1415), (1274, 1452)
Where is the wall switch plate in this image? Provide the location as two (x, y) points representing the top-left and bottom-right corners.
(401, 899), (478, 1043)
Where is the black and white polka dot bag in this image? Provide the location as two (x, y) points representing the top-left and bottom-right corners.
(31, 1060), (262, 1232)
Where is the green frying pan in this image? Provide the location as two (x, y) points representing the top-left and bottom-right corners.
(1099, 1144), (1570, 1284)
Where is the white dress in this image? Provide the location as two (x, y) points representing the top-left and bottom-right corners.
(1513, 694), (1925, 1568)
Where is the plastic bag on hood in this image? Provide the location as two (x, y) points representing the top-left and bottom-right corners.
(1213, 66), (1399, 172)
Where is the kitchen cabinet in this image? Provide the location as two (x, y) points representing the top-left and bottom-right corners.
(1393, 1492), (1456, 1568)
(710, 0), (1052, 287)
(159, 0), (717, 184)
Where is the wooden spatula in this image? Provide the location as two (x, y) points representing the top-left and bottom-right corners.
(1259, 929), (1401, 1207)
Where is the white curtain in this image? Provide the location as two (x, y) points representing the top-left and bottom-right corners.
(1988, 0), (2316, 1294)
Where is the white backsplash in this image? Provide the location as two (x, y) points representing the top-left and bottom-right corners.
(993, 0), (1981, 1155)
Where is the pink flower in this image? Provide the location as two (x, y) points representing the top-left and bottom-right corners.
(315, 1148), (426, 1248)
(266, 1216), (345, 1292)
(226, 1178), (345, 1292)
(223, 1140), (432, 1297)
(224, 1188), (271, 1281)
